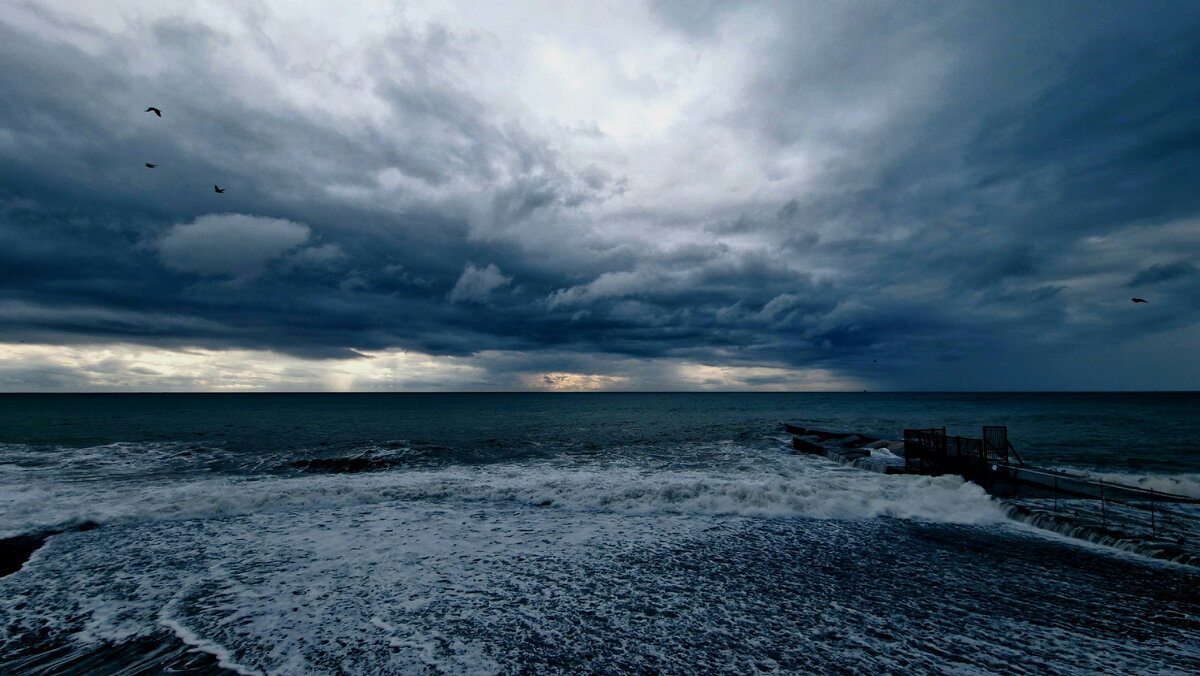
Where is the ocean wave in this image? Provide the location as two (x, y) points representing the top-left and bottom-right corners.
(0, 441), (228, 477)
(0, 454), (1009, 540)
(287, 445), (435, 473)
(1058, 469), (1200, 499)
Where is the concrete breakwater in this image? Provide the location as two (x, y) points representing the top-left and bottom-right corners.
(783, 423), (907, 474)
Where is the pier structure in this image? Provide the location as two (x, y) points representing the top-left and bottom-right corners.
(784, 421), (1200, 566)
(901, 426), (1022, 477)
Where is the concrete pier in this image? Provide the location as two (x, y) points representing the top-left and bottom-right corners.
(783, 421), (1200, 566)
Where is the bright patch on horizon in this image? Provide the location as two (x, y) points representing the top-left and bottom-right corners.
(0, 343), (486, 392)
(673, 363), (865, 392)
(523, 372), (630, 392)
(0, 344), (866, 393)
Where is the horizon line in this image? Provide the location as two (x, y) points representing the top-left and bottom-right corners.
(2, 390), (1198, 395)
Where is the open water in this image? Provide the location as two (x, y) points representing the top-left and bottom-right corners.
(1, 392), (1198, 674)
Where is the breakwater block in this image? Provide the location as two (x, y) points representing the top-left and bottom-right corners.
(792, 438), (823, 454)
(785, 423), (907, 474)
(0, 522), (99, 578)
(0, 534), (47, 578)
(808, 430), (853, 441)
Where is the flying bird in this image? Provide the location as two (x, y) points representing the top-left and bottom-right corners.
(145, 107), (162, 117)
(213, 185), (225, 193)
(145, 163), (157, 168)
(1131, 298), (1149, 303)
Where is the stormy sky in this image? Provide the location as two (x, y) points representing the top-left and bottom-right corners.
(2, 0), (1199, 391)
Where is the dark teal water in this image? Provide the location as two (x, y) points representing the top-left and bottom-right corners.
(1, 393), (1198, 674)
(2, 392), (1199, 472)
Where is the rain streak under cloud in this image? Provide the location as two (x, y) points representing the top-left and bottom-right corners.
(1, 0), (1199, 391)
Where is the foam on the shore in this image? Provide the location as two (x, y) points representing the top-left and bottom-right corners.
(159, 614), (264, 676)
(4, 499), (1196, 675)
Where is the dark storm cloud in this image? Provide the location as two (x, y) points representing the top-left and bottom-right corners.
(679, 0), (1200, 385)
(2, 1), (1200, 389)
(1128, 262), (1197, 288)
(0, 9), (601, 360)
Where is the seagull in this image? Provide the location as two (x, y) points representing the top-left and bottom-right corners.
(145, 163), (157, 168)
(145, 107), (162, 117)
(1131, 297), (1149, 303)
(213, 185), (225, 193)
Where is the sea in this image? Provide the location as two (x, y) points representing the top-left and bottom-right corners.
(1, 392), (1198, 674)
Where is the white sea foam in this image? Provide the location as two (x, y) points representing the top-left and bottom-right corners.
(4, 495), (1195, 675)
(159, 613), (265, 676)
(0, 444), (1188, 674)
(0, 449), (1009, 539)
(1063, 469), (1200, 499)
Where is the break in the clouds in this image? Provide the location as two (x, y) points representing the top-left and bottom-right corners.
(2, 0), (1200, 391)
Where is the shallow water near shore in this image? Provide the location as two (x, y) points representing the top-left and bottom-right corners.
(2, 393), (1199, 674)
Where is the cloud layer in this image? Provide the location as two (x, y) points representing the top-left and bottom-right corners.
(2, 0), (1199, 390)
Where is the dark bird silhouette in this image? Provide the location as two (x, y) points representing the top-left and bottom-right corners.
(145, 107), (162, 117)
(1132, 297), (1149, 303)
(145, 163), (157, 168)
(213, 185), (225, 193)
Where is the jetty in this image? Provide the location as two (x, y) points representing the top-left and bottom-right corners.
(784, 422), (1200, 566)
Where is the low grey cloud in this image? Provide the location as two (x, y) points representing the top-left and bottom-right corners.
(448, 262), (511, 303)
(1128, 261), (1198, 288)
(156, 214), (312, 279)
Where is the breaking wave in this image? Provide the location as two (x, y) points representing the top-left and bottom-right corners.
(0, 447), (1008, 540)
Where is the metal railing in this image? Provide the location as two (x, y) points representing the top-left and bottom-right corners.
(903, 428), (1012, 473)
(902, 428), (1199, 543)
(990, 463), (1200, 540)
